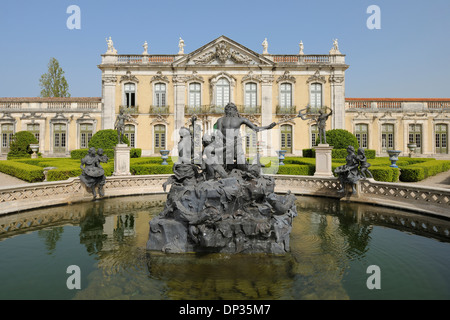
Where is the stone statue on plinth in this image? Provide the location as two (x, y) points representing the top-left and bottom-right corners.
(147, 103), (297, 254)
(114, 109), (133, 144)
(80, 147), (108, 199)
(314, 107), (332, 145)
(334, 146), (363, 194)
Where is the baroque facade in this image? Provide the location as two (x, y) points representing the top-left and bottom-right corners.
(98, 35), (347, 157)
(0, 36), (449, 158)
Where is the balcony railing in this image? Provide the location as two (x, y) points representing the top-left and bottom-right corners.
(104, 55), (176, 65)
(150, 105), (170, 115)
(185, 105), (226, 115)
(236, 105), (261, 115)
(346, 99), (450, 111)
(272, 55), (344, 64)
(119, 105), (139, 114)
(276, 105), (297, 115)
(0, 99), (101, 111)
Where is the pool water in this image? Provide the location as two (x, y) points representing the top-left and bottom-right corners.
(0, 195), (449, 300)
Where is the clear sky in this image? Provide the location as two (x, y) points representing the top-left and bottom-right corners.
(1, 0), (449, 98)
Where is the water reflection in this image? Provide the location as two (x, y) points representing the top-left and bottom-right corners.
(0, 194), (449, 300)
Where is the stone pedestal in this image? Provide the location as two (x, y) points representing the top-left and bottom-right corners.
(113, 144), (131, 176)
(314, 144), (334, 177)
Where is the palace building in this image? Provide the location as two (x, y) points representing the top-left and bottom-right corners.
(0, 36), (449, 158)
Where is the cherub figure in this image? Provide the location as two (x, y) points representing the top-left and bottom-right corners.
(356, 147), (373, 179)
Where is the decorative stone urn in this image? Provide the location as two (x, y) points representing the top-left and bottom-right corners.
(160, 150), (170, 165)
(387, 150), (401, 168)
(276, 150), (287, 166)
(29, 144), (39, 159)
(407, 143), (417, 158)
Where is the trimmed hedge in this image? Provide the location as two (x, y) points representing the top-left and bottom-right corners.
(130, 164), (174, 175)
(277, 164), (312, 176)
(70, 148), (142, 159)
(399, 160), (450, 182)
(0, 160), (44, 182)
(88, 129), (130, 149)
(7, 131), (39, 160)
(302, 148), (376, 159)
(325, 129), (359, 149)
(369, 167), (400, 182)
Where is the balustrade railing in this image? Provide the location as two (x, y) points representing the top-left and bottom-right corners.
(150, 105), (170, 114)
(276, 105), (297, 115)
(0, 100), (101, 111)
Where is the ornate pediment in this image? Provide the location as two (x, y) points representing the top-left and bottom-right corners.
(120, 71), (139, 83)
(276, 71), (296, 83)
(242, 71), (262, 83)
(307, 70), (326, 84)
(174, 36), (274, 67)
(151, 71), (169, 83)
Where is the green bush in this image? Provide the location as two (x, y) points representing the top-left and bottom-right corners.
(277, 164), (312, 176)
(400, 160), (450, 182)
(0, 160), (44, 182)
(7, 131), (39, 160)
(325, 129), (359, 149)
(368, 167), (400, 182)
(302, 149), (315, 158)
(130, 164), (174, 175)
(71, 148), (141, 159)
(88, 129), (129, 149)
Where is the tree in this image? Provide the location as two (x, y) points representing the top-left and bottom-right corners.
(325, 129), (359, 149)
(7, 131), (39, 159)
(39, 57), (71, 97)
(88, 129), (129, 149)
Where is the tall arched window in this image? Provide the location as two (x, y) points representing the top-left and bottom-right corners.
(245, 82), (257, 107)
(311, 124), (319, 147)
(53, 123), (67, 154)
(125, 124), (135, 148)
(310, 83), (322, 110)
(154, 124), (166, 153)
(280, 124), (293, 153)
(355, 123), (368, 149)
(124, 83), (136, 107)
(80, 123), (93, 149)
(409, 124), (422, 154)
(1, 123), (14, 154)
(155, 83), (167, 107)
(435, 124), (448, 154)
(27, 123), (40, 143)
(280, 83), (292, 108)
(216, 78), (230, 107)
(381, 124), (395, 152)
(189, 82), (201, 107)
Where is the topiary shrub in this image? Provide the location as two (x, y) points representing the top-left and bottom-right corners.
(7, 131), (39, 160)
(325, 129), (359, 150)
(88, 129), (130, 149)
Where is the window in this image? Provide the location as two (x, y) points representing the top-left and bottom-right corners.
(154, 124), (166, 153)
(409, 124), (422, 154)
(53, 123), (66, 153)
(80, 123), (93, 149)
(435, 124), (448, 154)
(27, 123), (40, 143)
(310, 83), (322, 110)
(124, 83), (136, 107)
(245, 82), (257, 107)
(189, 83), (201, 107)
(311, 124), (319, 147)
(155, 83), (166, 107)
(245, 127), (257, 155)
(1, 123), (14, 154)
(125, 124), (135, 148)
(381, 124), (394, 152)
(280, 83), (292, 108)
(216, 78), (230, 107)
(355, 124), (368, 149)
(280, 124), (292, 153)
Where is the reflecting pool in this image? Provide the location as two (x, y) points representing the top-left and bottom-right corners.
(0, 194), (449, 300)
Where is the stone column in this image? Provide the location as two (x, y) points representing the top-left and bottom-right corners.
(330, 73), (345, 130)
(314, 144), (334, 177)
(173, 77), (186, 156)
(102, 74), (117, 130)
(261, 75), (275, 155)
(113, 144), (131, 176)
